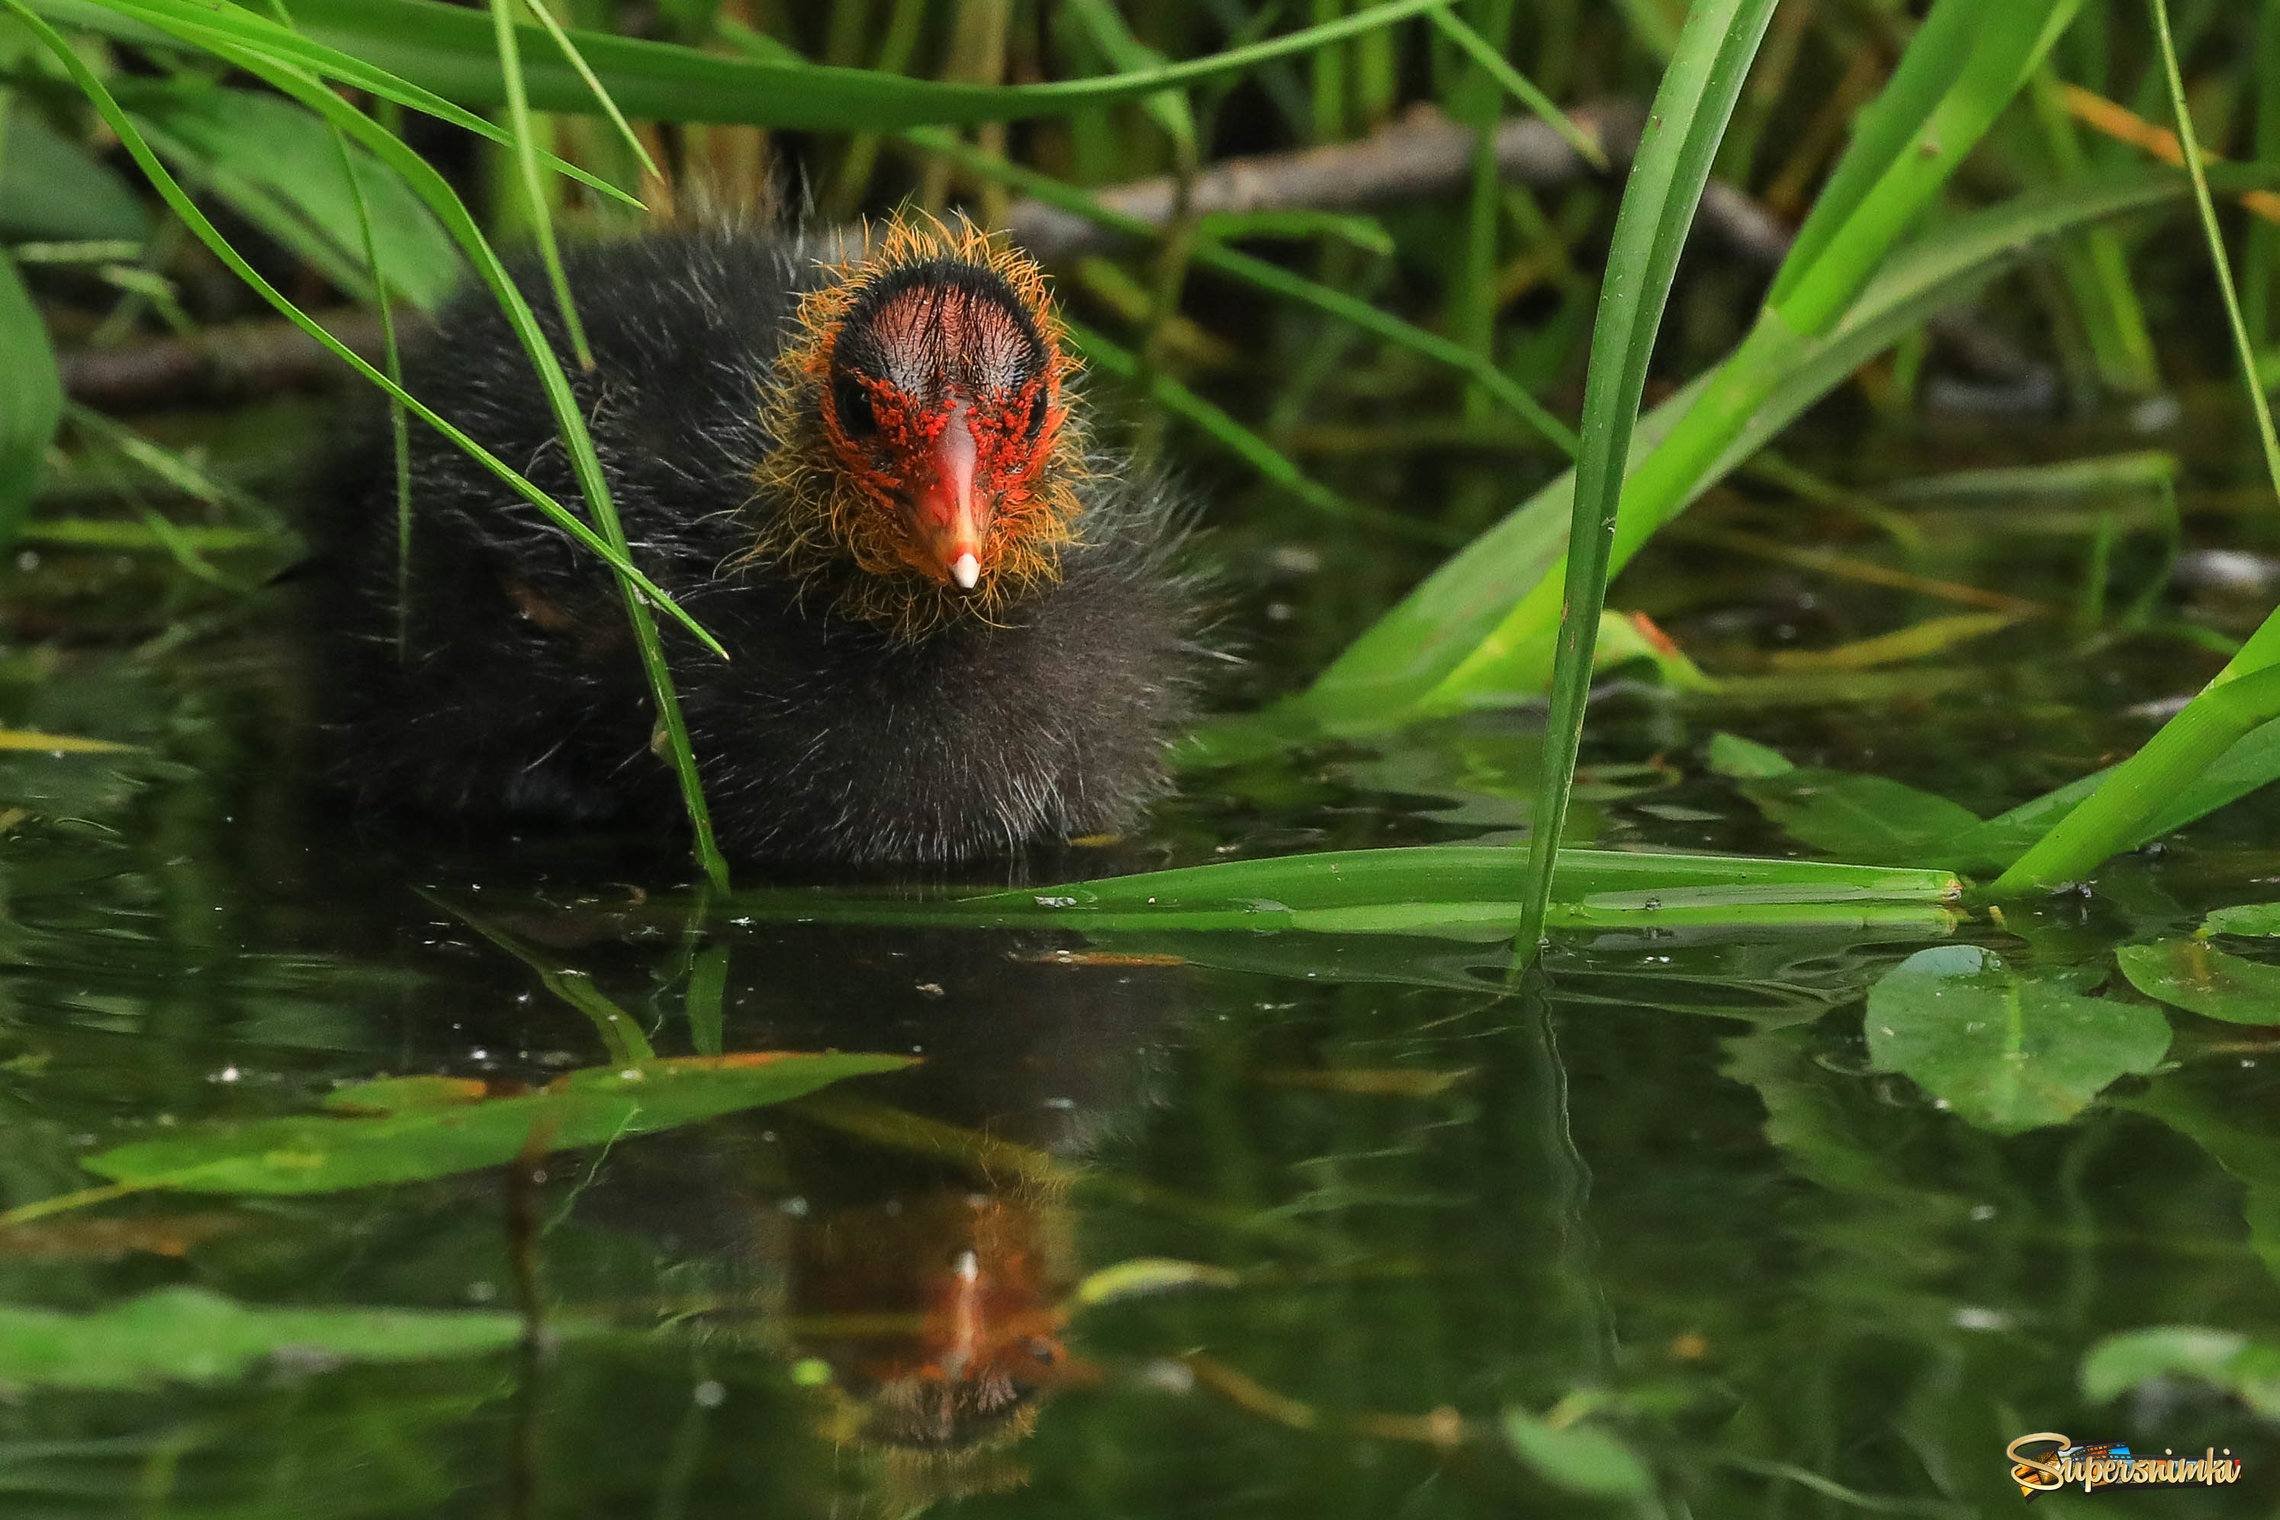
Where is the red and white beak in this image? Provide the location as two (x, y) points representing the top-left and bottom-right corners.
(912, 402), (985, 591)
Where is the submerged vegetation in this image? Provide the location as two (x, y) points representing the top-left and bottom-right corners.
(8, 0), (2280, 1513)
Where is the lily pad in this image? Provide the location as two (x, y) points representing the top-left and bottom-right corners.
(87, 1052), (911, 1196)
(2204, 902), (2280, 938)
(1865, 946), (2170, 1133)
(2117, 941), (2280, 1026)
(0, 1287), (526, 1391)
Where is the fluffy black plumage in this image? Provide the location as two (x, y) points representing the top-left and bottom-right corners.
(312, 227), (1199, 865)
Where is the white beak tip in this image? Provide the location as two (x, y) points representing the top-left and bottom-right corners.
(950, 552), (981, 591)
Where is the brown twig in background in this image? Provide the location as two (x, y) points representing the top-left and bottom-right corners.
(1003, 100), (1796, 266)
(56, 105), (1805, 413)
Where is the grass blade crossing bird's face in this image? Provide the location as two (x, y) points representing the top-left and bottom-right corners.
(752, 218), (1084, 638)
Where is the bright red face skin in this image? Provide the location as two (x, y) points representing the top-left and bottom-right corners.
(821, 279), (1064, 590)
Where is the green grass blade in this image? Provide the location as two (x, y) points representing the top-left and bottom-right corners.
(490, 0), (594, 370)
(0, 248), (60, 543)
(1768, 0), (2082, 333)
(1066, 320), (1461, 545)
(1298, 0), (2083, 726)
(1426, 6), (1607, 170)
(904, 125), (1578, 456)
(39, 0), (1449, 130)
(714, 844), (1962, 940)
(220, 51), (727, 888)
(1515, 0), (1780, 958)
(517, 0), (659, 180)
(1991, 0), (2280, 896)
(1290, 164), (2248, 729)
(34, 37), (719, 668)
(31, 0), (642, 210)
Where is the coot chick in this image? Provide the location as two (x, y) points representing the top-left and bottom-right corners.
(315, 219), (1198, 865)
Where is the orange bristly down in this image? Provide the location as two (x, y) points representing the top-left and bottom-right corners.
(745, 215), (1088, 641)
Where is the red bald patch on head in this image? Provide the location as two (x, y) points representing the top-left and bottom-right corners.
(749, 216), (1087, 640)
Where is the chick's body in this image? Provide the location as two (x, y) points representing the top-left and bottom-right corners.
(317, 227), (1196, 864)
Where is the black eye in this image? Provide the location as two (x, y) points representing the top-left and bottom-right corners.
(834, 374), (878, 439)
(1020, 390), (1048, 444)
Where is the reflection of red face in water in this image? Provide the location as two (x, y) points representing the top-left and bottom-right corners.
(791, 1186), (1086, 1453)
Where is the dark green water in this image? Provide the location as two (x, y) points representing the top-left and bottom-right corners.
(4, 400), (2280, 1517)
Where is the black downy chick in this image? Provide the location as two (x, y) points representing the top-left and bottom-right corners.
(313, 219), (1200, 865)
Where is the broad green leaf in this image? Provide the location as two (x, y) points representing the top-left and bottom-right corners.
(0, 1287), (526, 1391)
(2082, 1327), (2280, 1418)
(720, 845), (1962, 940)
(2206, 902), (2280, 937)
(1502, 1409), (1655, 1500)
(86, 1052), (911, 1196)
(2116, 941), (2280, 1025)
(123, 80), (461, 309)
(0, 248), (58, 539)
(0, 102), (145, 242)
(1865, 946), (2170, 1134)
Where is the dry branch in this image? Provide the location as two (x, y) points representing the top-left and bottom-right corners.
(60, 104), (1804, 412)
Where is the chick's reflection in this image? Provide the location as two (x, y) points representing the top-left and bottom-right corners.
(798, 1181), (1084, 1455)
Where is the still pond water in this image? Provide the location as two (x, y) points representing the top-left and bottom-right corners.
(3, 395), (2278, 1517)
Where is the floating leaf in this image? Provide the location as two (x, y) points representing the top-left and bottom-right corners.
(87, 1052), (911, 1196)
(0, 729), (138, 754)
(2204, 903), (2280, 938)
(1708, 735), (1982, 864)
(2117, 941), (2280, 1025)
(1865, 946), (2170, 1133)
(1502, 1408), (1655, 1499)
(1070, 1258), (1239, 1308)
(2082, 1326), (2280, 1418)
(0, 1287), (527, 1391)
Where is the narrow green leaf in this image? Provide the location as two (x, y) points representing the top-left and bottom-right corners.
(0, 1287), (529, 1391)
(1515, 0), (1781, 956)
(1293, 165), (2244, 730)
(0, 5), (720, 663)
(86, 1053), (912, 1196)
(35, 0), (1449, 130)
(490, 0), (593, 368)
(1425, 8), (1607, 169)
(0, 248), (60, 541)
(717, 844), (1961, 941)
